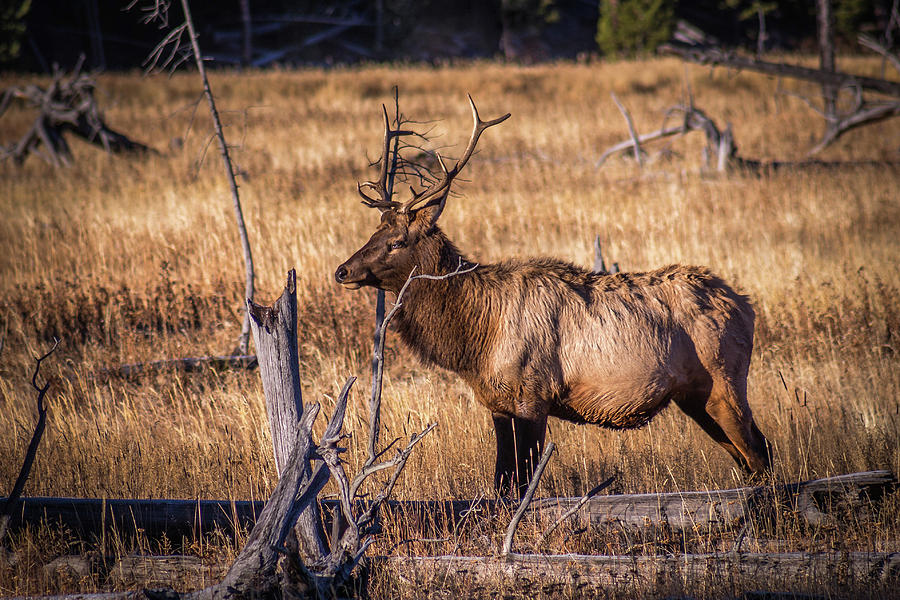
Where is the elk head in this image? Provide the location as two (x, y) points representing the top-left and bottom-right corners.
(335, 96), (510, 293)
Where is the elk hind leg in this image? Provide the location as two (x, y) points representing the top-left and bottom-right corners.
(705, 379), (771, 474)
(675, 393), (751, 470)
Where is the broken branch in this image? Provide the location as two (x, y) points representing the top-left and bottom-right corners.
(0, 339), (59, 544)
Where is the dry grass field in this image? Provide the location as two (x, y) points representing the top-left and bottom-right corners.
(1, 57), (899, 598)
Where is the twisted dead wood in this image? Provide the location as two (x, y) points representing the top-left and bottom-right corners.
(660, 21), (900, 157)
(0, 59), (152, 166)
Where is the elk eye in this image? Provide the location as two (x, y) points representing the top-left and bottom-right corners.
(389, 240), (406, 250)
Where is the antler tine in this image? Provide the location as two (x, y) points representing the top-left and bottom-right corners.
(358, 104), (419, 211)
(358, 105), (399, 211)
(401, 95), (510, 214)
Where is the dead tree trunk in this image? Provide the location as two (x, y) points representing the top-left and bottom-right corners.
(817, 0), (837, 123)
(247, 269), (328, 567)
(661, 36), (900, 98)
(134, 0), (257, 356)
(239, 0), (252, 67)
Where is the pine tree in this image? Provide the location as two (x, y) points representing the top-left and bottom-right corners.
(596, 0), (676, 57)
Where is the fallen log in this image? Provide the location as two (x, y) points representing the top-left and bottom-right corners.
(41, 554), (228, 589)
(3, 471), (893, 541)
(25, 549), (900, 597)
(660, 42), (900, 99)
(383, 551), (900, 595)
(109, 554), (225, 588)
(535, 469), (897, 530)
(660, 21), (900, 157)
(94, 355), (258, 380)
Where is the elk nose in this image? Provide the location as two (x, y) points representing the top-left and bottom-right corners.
(334, 265), (348, 283)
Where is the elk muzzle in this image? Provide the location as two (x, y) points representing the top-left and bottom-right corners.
(334, 264), (349, 284)
(334, 260), (375, 289)
(334, 263), (358, 289)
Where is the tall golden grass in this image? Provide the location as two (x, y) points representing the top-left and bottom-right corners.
(1, 58), (899, 597)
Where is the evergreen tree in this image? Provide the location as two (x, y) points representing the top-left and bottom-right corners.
(0, 0), (30, 63)
(596, 0), (675, 57)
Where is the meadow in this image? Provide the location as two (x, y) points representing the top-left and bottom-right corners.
(1, 57), (899, 597)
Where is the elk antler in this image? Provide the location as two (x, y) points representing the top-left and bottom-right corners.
(358, 105), (414, 211)
(399, 95), (510, 215)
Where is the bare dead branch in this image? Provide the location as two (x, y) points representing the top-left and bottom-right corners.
(364, 258), (476, 472)
(592, 235), (620, 275)
(610, 92), (644, 166)
(125, 0), (172, 26)
(858, 33), (900, 76)
(142, 23), (188, 73)
(808, 100), (900, 156)
(596, 125), (683, 167)
(0, 339), (59, 544)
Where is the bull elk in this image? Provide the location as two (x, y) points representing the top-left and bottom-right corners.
(335, 97), (771, 497)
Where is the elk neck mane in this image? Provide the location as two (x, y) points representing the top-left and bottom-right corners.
(392, 225), (492, 380)
(392, 224), (596, 382)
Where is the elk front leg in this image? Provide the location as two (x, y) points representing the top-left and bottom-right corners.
(492, 413), (516, 496)
(492, 413), (547, 498)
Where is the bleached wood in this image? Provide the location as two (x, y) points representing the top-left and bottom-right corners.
(5, 471), (893, 540)
(384, 551), (900, 594)
(25, 550), (900, 599)
(247, 269), (328, 565)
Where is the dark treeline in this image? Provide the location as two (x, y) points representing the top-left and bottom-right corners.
(1, 0), (894, 72)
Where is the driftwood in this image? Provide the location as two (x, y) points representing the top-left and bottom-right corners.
(25, 550), (900, 597)
(660, 21), (900, 157)
(4, 471), (894, 542)
(598, 100), (741, 172)
(0, 58), (152, 167)
(384, 551), (900, 594)
(661, 23), (900, 99)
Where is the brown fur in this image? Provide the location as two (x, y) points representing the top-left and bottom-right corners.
(336, 206), (771, 496)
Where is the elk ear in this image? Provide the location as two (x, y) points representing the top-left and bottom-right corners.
(414, 195), (447, 230)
